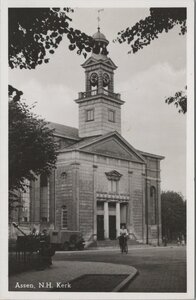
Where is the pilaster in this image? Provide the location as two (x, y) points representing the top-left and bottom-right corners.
(157, 181), (162, 245)
(49, 169), (55, 226)
(93, 164), (98, 239)
(127, 170), (133, 232)
(71, 162), (80, 231)
(142, 171), (147, 243)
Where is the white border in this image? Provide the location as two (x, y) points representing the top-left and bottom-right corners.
(0, 0), (194, 299)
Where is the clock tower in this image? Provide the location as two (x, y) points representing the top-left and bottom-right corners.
(75, 28), (124, 138)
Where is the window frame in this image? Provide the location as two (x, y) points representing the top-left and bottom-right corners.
(108, 109), (115, 123)
(149, 186), (157, 225)
(110, 179), (119, 193)
(86, 108), (94, 122)
(61, 206), (68, 229)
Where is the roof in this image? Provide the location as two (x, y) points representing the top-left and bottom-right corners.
(138, 150), (165, 160)
(59, 135), (102, 151)
(59, 131), (146, 164)
(47, 122), (164, 161)
(92, 30), (109, 44)
(47, 122), (80, 140)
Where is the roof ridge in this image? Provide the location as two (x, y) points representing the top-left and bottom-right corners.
(48, 121), (78, 130)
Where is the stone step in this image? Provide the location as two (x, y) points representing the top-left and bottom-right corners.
(95, 238), (141, 247)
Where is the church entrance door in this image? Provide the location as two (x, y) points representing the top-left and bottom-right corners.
(109, 215), (116, 239)
(97, 215), (104, 240)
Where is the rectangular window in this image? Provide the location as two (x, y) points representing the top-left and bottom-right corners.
(108, 109), (115, 122)
(61, 207), (68, 229)
(110, 180), (118, 193)
(86, 109), (94, 121)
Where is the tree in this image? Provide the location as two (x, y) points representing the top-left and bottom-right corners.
(115, 8), (187, 113)
(115, 8), (186, 53)
(9, 87), (57, 192)
(8, 8), (94, 196)
(165, 86), (187, 114)
(161, 191), (186, 241)
(9, 8), (94, 70)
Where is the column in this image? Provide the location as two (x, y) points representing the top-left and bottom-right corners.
(104, 201), (109, 239)
(34, 176), (41, 223)
(109, 72), (114, 92)
(71, 162), (80, 231)
(146, 178), (151, 244)
(127, 170), (133, 231)
(142, 171), (146, 243)
(157, 180), (162, 245)
(49, 169), (55, 227)
(93, 165), (98, 239)
(116, 202), (120, 237)
(98, 70), (103, 94)
(29, 180), (35, 223)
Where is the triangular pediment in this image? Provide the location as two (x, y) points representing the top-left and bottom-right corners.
(102, 58), (117, 69)
(79, 133), (145, 163)
(105, 170), (122, 180)
(81, 57), (98, 68)
(81, 57), (117, 70)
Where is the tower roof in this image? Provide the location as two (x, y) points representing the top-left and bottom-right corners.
(92, 29), (109, 45)
(92, 28), (109, 58)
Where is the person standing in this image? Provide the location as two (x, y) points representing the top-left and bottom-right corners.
(119, 225), (129, 253)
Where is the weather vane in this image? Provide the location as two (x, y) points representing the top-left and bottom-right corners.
(97, 8), (104, 31)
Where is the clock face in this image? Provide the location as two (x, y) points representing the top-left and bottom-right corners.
(90, 72), (98, 86)
(103, 73), (110, 86)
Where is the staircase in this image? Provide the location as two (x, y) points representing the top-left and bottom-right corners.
(85, 232), (143, 249)
(87, 238), (141, 249)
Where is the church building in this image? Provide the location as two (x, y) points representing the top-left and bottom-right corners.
(20, 29), (164, 245)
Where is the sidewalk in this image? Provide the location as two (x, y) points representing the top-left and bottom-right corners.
(9, 260), (137, 292)
(56, 243), (171, 253)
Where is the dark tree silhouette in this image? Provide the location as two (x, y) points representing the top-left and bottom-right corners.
(9, 7), (94, 70)
(115, 8), (186, 53)
(115, 8), (187, 114)
(9, 86), (58, 192)
(8, 8), (95, 195)
(161, 191), (186, 241)
(165, 86), (187, 114)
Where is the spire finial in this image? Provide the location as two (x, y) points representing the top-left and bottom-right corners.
(97, 9), (104, 31)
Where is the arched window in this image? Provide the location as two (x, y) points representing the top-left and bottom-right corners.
(149, 186), (157, 225)
(40, 174), (48, 187)
(61, 206), (68, 229)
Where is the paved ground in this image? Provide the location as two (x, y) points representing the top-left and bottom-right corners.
(54, 245), (187, 292)
(9, 261), (136, 291)
(9, 245), (186, 293)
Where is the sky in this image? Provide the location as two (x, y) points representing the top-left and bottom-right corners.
(9, 7), (187, 197)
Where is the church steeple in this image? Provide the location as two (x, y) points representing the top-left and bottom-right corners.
(75, 29), (124, 138)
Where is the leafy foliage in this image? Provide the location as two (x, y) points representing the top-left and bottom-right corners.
(9, 190), (22, 214)
(115, 8), (186, 54)
(165, 86), (187, 114)
(9, 86), (58, 191)
(161, 191), (186, 241)
(115, 8), (187, 114)
(8, 8), (95, 198)
(9, 8), (94, 69)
